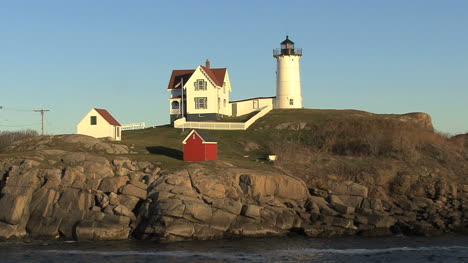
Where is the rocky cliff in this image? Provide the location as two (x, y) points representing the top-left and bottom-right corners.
(0, 133), (466, 241)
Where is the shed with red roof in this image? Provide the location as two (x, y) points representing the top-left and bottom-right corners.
(77, 108), (122, 141)
(182, 129), (217, 161)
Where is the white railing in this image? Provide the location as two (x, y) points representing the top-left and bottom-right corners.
(122, 122), (146, 130)
(174, 104), (272, 130)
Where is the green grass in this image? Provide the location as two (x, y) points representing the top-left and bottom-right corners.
(218, 111), (259, 122)
(118, 109), (368, 171)
(4, 108), (441, 173)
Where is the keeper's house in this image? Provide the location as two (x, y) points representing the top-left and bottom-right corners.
(168, 59), (232, 124)
(182, 129), (218, 162)
(77, 108), (122, 141)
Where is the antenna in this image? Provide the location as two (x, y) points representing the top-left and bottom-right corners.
(34, 109), (50, 135)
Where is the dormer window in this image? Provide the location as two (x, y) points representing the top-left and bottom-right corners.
(195, 79), (207, 90)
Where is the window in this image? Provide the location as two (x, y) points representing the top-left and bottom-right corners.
(223, 82), (226, 94)
(90, 116), (97, 125)
(289, 99), (294, 105)
(218, 98), (221, 110)
(223, 99), (226, 108)
(194, 79), (207, 90)
(195, 97), (207, 109)
(253, 100), (259, 109)
(116, 127), (121, 138)
(171, 101), (179, 109)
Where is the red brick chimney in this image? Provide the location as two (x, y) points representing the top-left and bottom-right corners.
(205, 59), (210, 69)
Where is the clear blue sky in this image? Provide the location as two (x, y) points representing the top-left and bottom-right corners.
(1, 0), (467, 135)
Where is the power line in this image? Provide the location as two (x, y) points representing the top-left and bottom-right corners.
(34, 109), (50, 135)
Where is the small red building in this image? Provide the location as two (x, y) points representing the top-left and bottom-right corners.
(182, 130), (218, 162)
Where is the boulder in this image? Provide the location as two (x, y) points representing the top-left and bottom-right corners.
(129, 179), (148, 190)
(152, 199), (186, 218)
(166, 221), (195, 238)
(61, 167), (83, 188)
(120, 184), (147, 199)
(0, 222), (18, 239)
(117, 194), (140, 211)
(99, 176), (129, 193)
(0, 194), (30, 225)
(330, 181), (368, 197)
(60, 152), (88, 165)
(210, 209), (237, 231)
(332, 202), (355, 215)
(27, 216), (62, 237)
(183, 201), (213, 223)
(75, 220), (130, 240)
(211, 199), (243, 215)
(361, 198), (384, 211)
(83, 161), (113, 179)
(113, 205), (136, 220)
(330, 194), (363, 209)
(242, 205), (261, 219)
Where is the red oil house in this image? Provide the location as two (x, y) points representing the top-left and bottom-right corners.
(182, 130), (218, 161)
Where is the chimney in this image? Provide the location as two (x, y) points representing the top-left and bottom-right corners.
(205, 59), (210, 69)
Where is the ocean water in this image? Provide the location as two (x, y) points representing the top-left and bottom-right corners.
(1, 235), (467, 263)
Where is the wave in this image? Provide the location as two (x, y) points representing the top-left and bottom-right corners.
(37, 246), (468, 258)
(36, 250), (251, 260)
(276, 246), (468, 255)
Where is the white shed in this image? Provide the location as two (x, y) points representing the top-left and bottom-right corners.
(77, 108), (122, 141)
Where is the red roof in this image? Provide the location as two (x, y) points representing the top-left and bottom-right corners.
(167, 69), (195, 90)
(182, 129), (217, 144)
(201, 66), (226, 87)
(167, 66), (227, 90)
(94, 108), (121, 126)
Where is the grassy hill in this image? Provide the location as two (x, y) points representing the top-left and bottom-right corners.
(120, 109), (466, 180)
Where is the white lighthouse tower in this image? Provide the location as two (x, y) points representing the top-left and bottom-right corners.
(273, 36), (303, 109)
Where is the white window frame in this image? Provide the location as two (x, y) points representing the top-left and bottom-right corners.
(194, 79), (207, 91)
(195, 97), (207, 109)
(289, 99), (294, 105)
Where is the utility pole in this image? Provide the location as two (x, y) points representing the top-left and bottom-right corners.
(34, 109), (50, 135)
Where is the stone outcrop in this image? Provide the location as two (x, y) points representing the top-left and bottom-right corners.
(133, 165), (310, 241)
(0, 134), (466, 241)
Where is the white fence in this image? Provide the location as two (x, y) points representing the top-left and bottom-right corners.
(174, 104), (272, 130)
(122, 122), (146, 130)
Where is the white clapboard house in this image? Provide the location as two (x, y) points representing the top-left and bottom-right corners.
(167, 60), (232, 123)
(77, 108), (122, 141)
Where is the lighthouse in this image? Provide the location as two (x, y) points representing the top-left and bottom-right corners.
(273, 36), (303, 109)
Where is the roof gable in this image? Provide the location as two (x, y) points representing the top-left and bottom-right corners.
(200, 66), (226, 87)
(94, 108), (121, 126)
(182, 129), (217, 144)
(168, 65), (227, 90)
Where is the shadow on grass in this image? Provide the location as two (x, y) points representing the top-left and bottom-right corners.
(146, 146), (183, 160)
